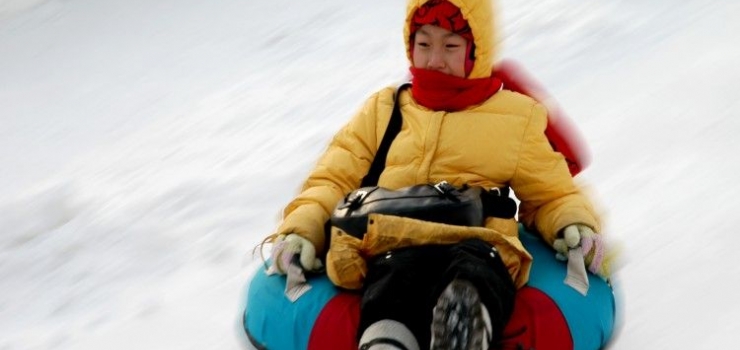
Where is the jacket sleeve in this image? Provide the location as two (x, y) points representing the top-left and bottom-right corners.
(273, 87), (396, 255)
(511, 102), (601, 245)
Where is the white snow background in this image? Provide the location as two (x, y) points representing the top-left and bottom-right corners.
(2, 0), (739, 349)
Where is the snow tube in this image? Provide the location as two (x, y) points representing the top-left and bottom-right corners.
(242, 225), (617, 350)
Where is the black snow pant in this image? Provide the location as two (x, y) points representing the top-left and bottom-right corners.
(357, 238), (517, 348)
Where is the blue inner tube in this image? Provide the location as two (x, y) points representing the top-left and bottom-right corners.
(243, 225), (617, 350)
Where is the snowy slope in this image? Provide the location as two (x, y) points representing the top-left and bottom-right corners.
(1, 0), (739, 349)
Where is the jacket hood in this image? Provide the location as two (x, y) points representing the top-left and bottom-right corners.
(404, 0), (499, 79)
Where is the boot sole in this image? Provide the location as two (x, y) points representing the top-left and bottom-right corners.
(430, 279), (484, 350)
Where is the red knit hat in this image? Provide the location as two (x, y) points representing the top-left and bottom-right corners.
(410, 0), (473, 43)
(409, 0), (475, 75)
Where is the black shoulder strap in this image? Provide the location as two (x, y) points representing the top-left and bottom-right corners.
(360, 83), (411, 187)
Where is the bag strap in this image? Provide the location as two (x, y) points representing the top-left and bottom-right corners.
(360, 83), (412, 187)
(323, 83), (411, 248)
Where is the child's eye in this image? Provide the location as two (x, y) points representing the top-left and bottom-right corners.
(417, 42), (430, 48)
(445, 44), (461, 49)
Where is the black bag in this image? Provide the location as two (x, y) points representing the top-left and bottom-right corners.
(331, 181), (485, 239)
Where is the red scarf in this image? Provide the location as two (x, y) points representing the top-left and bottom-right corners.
(410, 67), (503, 111)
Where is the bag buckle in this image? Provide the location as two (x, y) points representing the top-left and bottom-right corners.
(433, 181), (453, 195)
(346, 190), (369, 209)
(433, 181), (462, 202)
(487, 187), (510, 198)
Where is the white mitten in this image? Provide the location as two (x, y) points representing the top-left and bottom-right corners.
(270, 234), (324, 274)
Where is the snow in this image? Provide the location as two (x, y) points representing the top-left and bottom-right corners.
(1, 0), (738, 348)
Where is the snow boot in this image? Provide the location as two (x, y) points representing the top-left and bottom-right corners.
(430, 278), (487, 350)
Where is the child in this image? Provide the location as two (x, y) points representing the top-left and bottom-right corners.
(268, 0), (607, 348)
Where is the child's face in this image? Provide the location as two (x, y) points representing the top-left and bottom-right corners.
(412, 24), (469, 78)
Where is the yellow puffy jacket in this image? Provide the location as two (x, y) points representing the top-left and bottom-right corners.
(271, 0), (601, 289)
(275, 86), (600, 289)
